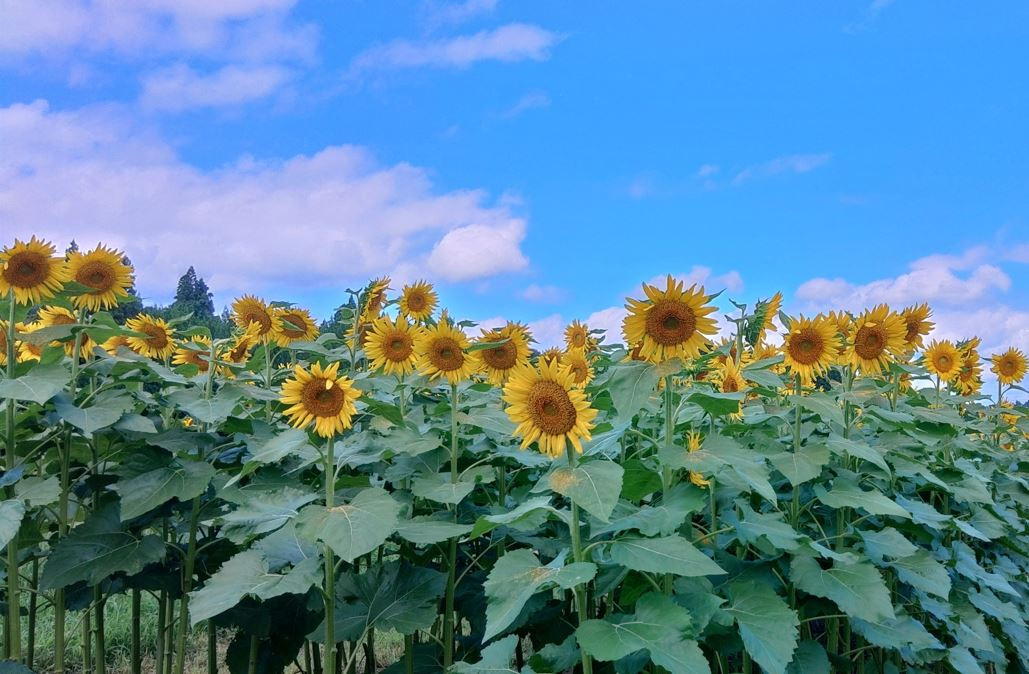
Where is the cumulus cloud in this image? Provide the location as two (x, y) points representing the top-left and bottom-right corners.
(0, 99), (531, 304)
(0, 0), (317, 63)
(349, 23), (560, 73)
(140, 64), (292, 111)
(733, 153), (831, 185)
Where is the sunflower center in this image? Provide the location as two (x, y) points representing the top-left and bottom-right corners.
(429, 337), (464, 371)
(646, 300), (696, 346)
(244, 310), (272, 333)
(722, 376), (740, 393)
(142, 324), (169, 349)
(570, 331), (587, 348)
(76, 260), (116, 292)
(936, 354), (953, 371)
(482, 341), (517, 370)
(385, 332), (413, 362)
(904, 318), (920, 343)
(277, 313), (306, 338)
(788, 329), (824, 365)
(854, 325), (885, 360)
(406, 291), (425, 312)
(526, 380), (577, 435)
(302, 379), (345, 417)
(4, 252), (49, 288)
(570, 362), (588, 383)
(999, 357), (1017, 376)
(51, 314), (75, 326)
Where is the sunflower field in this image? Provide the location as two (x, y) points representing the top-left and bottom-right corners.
(1, 236), (1027, 674)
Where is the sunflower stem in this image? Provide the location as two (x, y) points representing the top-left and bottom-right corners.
(661, 374), (675, 594)
(4, 290), (22, 662)
(566, 448), (594, 674)
(443, 383), (460, 668)
(324, 435), (337, 674)
(791, 374), (802, 529)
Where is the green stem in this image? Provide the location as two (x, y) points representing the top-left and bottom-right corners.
(131, 589), (141, 674)
(207, 620), (217, 674)
(324, 435), (337, 674)
(566, 448), (594, 674)
(661, 375), (675, 594)
(155, 591), (167, 674)
(27, 558), (38, 669)
(791, 374), (802, 529)
(247, 635), (258, 674)
(94, 589), (106, 674)
(4, 292), (21, 662)
(443, 383), (460, 668)
(173, 495), (202, 674)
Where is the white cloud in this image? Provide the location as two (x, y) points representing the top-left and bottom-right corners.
(501, 91), (551, 118)
(140, 64), (291, 111)
(349, 23), (560, 74)
(0, 0), (316, 63)
(845, 0), (897, 33)
(696, 164), (719, 177)
(733, 153), (831, 185)
(1005, 243), (1029, 264)
(627, 174), (656, 199)
(521, 284), (565, 303)
(427, 221), (529, 282)
(423, 0), (499, 27)
(0, 99), (531, 304)
(795, 248), (1010, 310)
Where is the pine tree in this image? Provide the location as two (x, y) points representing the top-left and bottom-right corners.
(170, 267), (214, 319)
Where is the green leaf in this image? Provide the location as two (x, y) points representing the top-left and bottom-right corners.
(221, 486), (319, 543)
(947, 648), (985, 674)
(606, 361), (660, 423)
(188, 550), (320, 625)
(790, 556), (894, 622)
(851, 610), (944, 653)
(326, 562), (446, 642)
(14, 476), (60, 507)
(952, 540), (1017, 597)
(167, 387), (243, 424)
(608, 535), (726, 577)
(825, 435), (890, 476)
(544, 459), (623, 522)
(248, 428), (314, 465)
(451, 635), (520, 674)
(814, 479), (910, 519)
(469, 495), (563, 538)
(40, 503), (166, 590)
(620, 458), (663, 501)
(725, 580), (799, 674)
(684, 389), (745, 417)
(529, 634), (580, 673)
(483, 549), (591, 641)
(411, 473), (475, 505)
(768, 443), (830, 486)
(858, 527), (918, 560)
(891, 549), (951, 599)
(296, 487), (400, 563)
(0, 500), (25, 549)
(0, 362), (70, 403)
(575, 592), (710, 673)
(53, 392), (133, 435)
(113, 461), (216, 520)
(784, 641), (829, 674)
(733, 503), (804, 551)
(592, 484), (705, 538)
(790, 392), (844, 428)
(395, 516), (472, 546)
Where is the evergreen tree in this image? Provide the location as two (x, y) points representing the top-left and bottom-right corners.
(170, 267), (214, 319)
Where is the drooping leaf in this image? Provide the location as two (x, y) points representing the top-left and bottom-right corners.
(0, 500), (25, 549)
(608, 535), (726, 577)
(395, 516), (473, 546)
(890, 549), (951, 599)
(544, 459), (623, 522)
(790, 393), (844, 428)
(784, 641), (829, 674)
(789, 556), (894, 622)
(606, 361), (660, 423)
(0, 362), (70, 403)
(725, 580), (799, 674)
(221, 486), (319, 543)
(450, 635), (520, 674)
(113, 460), (216, 520)
(14, 476), (60, 507)
(815, 479), (910, 519)
(54, 392), (133, 435)
(296, 487), (400, 563)
(411, 472), (475, 505)
(768, 443), (830, 487)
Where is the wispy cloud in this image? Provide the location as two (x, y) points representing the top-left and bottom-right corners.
(348, 23), (561, 74)
(501, 90), (550, 118)
(845, 0), (897, 33)
(422, 0), (499, 28)
(732, 153), (831, 185)
(140, 64), (291, 112)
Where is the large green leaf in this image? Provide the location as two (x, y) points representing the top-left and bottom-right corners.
(0, 500), (25, 549)
(851, 610), (944, 654)
(606, 361), (660, 423)
(411, 473), (475, 505)
(768, 443), (830, 486)
(450, 635), (520, 674)
(468, 495), (564, 538)
(608, 535), (726, 577)
(40, 503), (166, 590)
(784, 641), (829, 674)
(296, 487), (400, 563)
(395, 516), (472, 546)
(14, 476), (60, 507)
(575, 592), (710, 673)
(592, 483), (705, 538)
(113, 460), (216, 520)
(790, 392), (844, 428)
(790, 556), (894, 622)
(188, 550), (320, 624)
(0, 362), (70, 403)
(725, 581), (799, 674)
(483, 548), (596, 641)
(167, 387), (243, 424)
(684, 390), (745, 417)
(890, 549), (951, 599)
(814, 479), (910, 519)
(825, 435), (890, 476)
(221, 486), (319, 543)
(732, 504), (805, 552)
(544, 459), (623, 522)
(324, 561), (446, 641)
(54, 392), (133, 435)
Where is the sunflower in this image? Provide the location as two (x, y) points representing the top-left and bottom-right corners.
(560, 349), (594, 389)
(16, 322), (43, 362)
(280, 361), (360, 438)
(399, 280), (437, 322)
(0, 320), (8, 366)
(755, 291), (783, 343)
(502, 359), (598, 457)
(782, 315), (837, 384)
(538, 347), (563, 366)
(232, 295), (274, 338)
(900, 303), (934, 352)
(685, 431), (709, 488)
(991, 348), (1027, 385)
(222, 324), (262, 366)
(102, 335), (133, 356)
(713, 357), (747, 394)
(923, 340), (961, 382)
(272, 307), (319, 347)
(414, 319), (478, 384)
(365, 314), (421, 377)
(474, 324), (530, 385)
(66, 244), (133, 312)
(564, 320), (591, 352)
(172, 336), (213, 374)
(363, 277), (391, 318)
(821, 310), (853, 360)
(623, 275), (718, 363)
(844, 305), (905, 375)
(0, 236), (68, 305)
(959, 337), (981, 358)
(955, 352), (983, 396)
(125, 314), (175, 360)
(752, 342), (784, 373)
(37, 305), (94, 358)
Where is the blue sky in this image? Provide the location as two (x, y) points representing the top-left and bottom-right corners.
(2, 0), (1027, 354)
